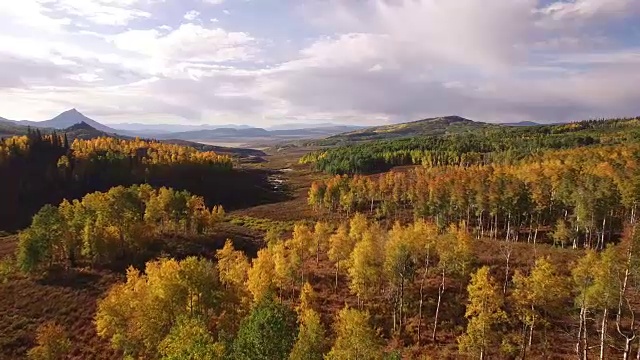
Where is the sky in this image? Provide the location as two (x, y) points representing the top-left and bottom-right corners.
(0, 0), (639, 126)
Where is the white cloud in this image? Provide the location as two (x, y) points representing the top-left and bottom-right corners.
(203, 0), (225, 4)
(43, 0), (153, 26)
(184, 10), (200, 21)
(0, 0), (71, 32)
(541, 0), (640, 21)
(111, 24), (257, 65)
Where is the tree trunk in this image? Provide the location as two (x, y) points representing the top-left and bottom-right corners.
(584, 306), (589, 360)
(334, 262), (339, 291)
(503, 248), (511, 295)
(600, 308), (608, 360)
(417, 249), (431, 345)
(600, 217), (606, 250)
(521, 323), (528, 360)
(577, 305), (586, 360)
(433, 268), (445, 342)
(399, 275), (405, 334)
(623, 337), (633, 360)
(529, 308), (535, 348)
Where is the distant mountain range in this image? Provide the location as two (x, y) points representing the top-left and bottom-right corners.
(110, 122), (254, 134)
(1, 109), (554, 148)
(0, 109), (366, 146)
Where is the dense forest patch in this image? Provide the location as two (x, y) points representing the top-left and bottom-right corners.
(0, 131), (287, 231)
(301, 117), (640, 174)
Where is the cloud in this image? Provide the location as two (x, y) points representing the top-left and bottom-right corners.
(184, 10), (200, 21)
(111, 24), (257, 65)
(41, 0), (154, 26)
(541, 0), (640, 21)
(0, 0), (639, 125)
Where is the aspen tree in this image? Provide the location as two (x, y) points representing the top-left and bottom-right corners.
(215, 239), (250, 290)
(328, 224), (356, 290)
(348, 228), (384, 308)
(326, 307), (383, 360)
(311, 221), (332, 264)
(511, 257), (567, 358)
(433, 225), (473, 342)
(247, 248), (276, 302)
(459, 266), (506, 360)
(384, 222), (421, 334)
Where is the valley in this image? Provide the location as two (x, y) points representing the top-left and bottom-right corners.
(1, 115), (640, 359)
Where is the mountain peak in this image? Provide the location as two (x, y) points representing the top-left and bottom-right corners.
(58, 108), (84, 117)
(427, 115), (472, 123)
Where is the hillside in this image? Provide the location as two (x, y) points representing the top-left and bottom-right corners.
(63, 121), (126, 140)
(312, 115), (492, 145)
(0, 118), (29, 137)
(302, 116), (640, 174)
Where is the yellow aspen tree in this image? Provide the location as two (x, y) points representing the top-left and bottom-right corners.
(592, 246), (622, 360)
(511, 257), (568, 358)
(272, 240), (296, 299)
(413, 219), (439, 344)
(349, 213), (369, 243)
(311, 221), (332, 264)
(348, 228), (384, 308)
(328, 224), (356, 290)
(290, 309), (326, 360)
(297, 282), (316, 315)
(384, 222), (421, 334)
(572, 250), (599, 360)
(215, 239), (250, 290)
(27, 322), (71, 360)
(433, 225), (474, 341)
(246, 248), (276, 302)
(326, 307), (383, 360)
(290, 223), (313, 285)
(458, 266), (507, 360)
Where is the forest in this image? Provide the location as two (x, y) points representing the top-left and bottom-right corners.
(2, 117), (640, 359)
(300, 117), (640, 174)
(308, 144), (640, 249)
(0, 130), (280, 231)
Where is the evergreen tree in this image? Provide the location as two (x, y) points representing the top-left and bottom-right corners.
(232, 296), (298, 360)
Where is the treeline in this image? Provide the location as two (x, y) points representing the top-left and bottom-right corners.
(309, 144), (640, 249)
(0, 131), (232, 230)
(92, 215), (640, 359)
(17, 185), (225, 272)
(301, 117), (640, 174)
